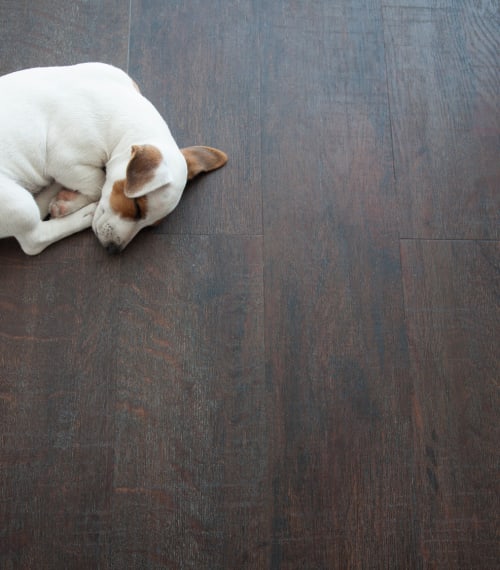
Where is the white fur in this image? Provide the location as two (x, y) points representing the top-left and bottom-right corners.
(0, 63), (187, 254)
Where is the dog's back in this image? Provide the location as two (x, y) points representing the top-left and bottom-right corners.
(0, 63), (145, 192)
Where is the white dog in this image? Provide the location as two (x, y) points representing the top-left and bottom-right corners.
(0, 63), (227, 254)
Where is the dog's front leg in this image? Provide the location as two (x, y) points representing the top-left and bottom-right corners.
(18, 202), (97, 255)
(0, 179), (97, 255)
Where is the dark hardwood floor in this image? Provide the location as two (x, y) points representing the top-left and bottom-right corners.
(0, 1), (498, 568)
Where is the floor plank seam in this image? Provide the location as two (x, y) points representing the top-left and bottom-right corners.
(126, 0), (132, 73)
(399, 237), (500, 242)
(381, 3), (398, 188)
(156, 232), (265, 238)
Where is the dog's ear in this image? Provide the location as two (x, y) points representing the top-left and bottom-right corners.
(181, 146), (228, 181)
(125, 144), (172, 198)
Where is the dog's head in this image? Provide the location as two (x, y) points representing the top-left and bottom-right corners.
(93, 144), (227, 253)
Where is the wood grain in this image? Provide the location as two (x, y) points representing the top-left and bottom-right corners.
(100, 235), (267, 568)
(401, 239), (500, 568)
(128, 0), (262, 235)
(1, 0), (499, 568)
(0, 0), (129, 75)
(261, 3), (416, 567)
(0, 235), (119, 569)
(383, 2), (500, 239)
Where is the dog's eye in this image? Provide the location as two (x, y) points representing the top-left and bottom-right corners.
(133, 199), (143, 220)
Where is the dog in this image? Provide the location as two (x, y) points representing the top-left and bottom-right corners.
(0, 62), (227, 254)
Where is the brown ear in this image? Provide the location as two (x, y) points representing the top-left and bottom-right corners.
(181, 146), (228, 180)
(125, 144), (172, 197)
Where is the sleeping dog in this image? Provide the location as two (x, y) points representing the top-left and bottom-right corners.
(0, 62), (227, 254)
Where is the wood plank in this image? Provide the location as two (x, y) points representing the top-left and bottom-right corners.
(261, 3), (417, 567)
(128, 0), (261, 235)
(383, 3), (500, 239)
(401, 239), (500, 568)
(0, 1), (127, 566)
(100, 235), (268, 568)
(0, 235), (119, 569)
(0, 0), (129, 74)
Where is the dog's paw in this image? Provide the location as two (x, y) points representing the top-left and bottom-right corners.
(49, 188), (87, 218)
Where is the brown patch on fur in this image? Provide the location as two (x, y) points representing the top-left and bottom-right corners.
(110, 179), (148, 220)
(126, 145), (163, 194)
(181, 146), (228, 180)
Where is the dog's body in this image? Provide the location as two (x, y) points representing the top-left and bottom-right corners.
(0, 63), (227, 254)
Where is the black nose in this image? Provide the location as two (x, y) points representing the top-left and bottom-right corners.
(106, 242), (122, 255)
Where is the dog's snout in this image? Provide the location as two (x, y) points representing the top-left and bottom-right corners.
(105, 242), (122, 255)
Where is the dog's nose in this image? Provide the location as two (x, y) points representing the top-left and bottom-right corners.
(105, 242), (122, 255)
